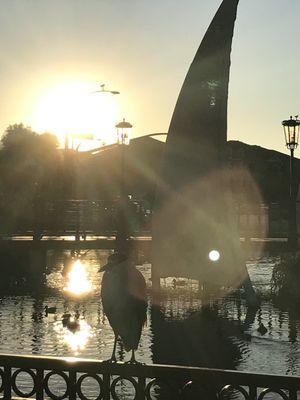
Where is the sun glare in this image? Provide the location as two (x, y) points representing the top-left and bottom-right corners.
(64, 259), (92, 296)
(64, 319), (92, 355)
(30, 81), (119, 150)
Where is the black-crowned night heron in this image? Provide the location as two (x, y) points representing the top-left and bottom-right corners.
(100, 253), (147, 363)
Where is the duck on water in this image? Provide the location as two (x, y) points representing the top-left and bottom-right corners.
(44, 305), (57, 316)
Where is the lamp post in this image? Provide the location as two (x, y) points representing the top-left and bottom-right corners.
(282, 115), (300, 249)
(115, 118), (133, 251)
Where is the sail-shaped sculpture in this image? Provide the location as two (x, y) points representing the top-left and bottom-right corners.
(161, 0), (239, 192)
(153, 0), (256, 299)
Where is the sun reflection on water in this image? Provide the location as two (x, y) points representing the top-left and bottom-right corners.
(63, 319), (92, 355)
(63, 259), (92, 296)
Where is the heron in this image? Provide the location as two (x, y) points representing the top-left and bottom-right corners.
(100, 253), (147, 363)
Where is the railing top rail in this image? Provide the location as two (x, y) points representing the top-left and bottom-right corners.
(0, 354), (300, 389)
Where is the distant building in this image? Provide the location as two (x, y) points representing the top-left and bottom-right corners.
(67, 136), (298, 238)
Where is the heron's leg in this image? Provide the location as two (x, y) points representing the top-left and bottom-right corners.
(125, 349), (143, 364)
(110, 335), (118, 362)
(130, 350), (136, 363)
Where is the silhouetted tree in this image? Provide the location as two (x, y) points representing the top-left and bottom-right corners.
(0, 124), (63, 232)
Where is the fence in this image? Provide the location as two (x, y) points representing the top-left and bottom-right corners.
(0, 199), (299, 239)
(0, 199), (152, 237)
(0, 353), (299, 399)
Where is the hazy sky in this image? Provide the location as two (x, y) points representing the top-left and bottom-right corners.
(0, 0), (299, 153)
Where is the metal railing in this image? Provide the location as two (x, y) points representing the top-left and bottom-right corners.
(0, 199), (298, 240)
(0, 353), (299, 399)
(0, 199), (152, 237)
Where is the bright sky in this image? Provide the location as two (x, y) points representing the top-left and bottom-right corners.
(0, 0), (299, 153)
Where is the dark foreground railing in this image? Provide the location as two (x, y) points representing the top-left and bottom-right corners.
(0, 354), (299, 399)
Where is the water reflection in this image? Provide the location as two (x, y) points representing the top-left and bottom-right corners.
(63, 319), (92, 355)
(151, 302), (244, 370)
(63, 259), (92, 296)
(52, 312), (93, 356)
(2, 252), (300, 378)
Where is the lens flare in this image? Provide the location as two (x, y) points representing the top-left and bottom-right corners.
(208, 250), (220, 262)
(64, 260), (92, 296)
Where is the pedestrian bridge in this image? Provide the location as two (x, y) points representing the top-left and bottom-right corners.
(0, 353), (298, 399)
(0, 199), (290, 241)
(0, 200), (151, 239)
(0, 199), (292, 257)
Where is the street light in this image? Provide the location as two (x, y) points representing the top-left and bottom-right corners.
(116, 118), (132, 195)
(116, 118), (132, 146)
(115, 119), (133, 251)
(282, 115), (300, 249)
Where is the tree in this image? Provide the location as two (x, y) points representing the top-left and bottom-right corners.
(0, 124), (63, 232)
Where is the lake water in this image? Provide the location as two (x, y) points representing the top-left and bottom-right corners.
(0, 250), (300, 397)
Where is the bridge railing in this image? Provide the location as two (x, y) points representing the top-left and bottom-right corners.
(0, 199), (297, 239)
(0, 353), (299, 399)
(0, 199), (152, 237)
(40, 199), (152, 237)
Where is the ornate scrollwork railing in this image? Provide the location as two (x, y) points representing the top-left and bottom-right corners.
(0, 353), (299, 399)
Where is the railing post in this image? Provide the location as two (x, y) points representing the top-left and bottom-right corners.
(249, 386), (257, 400)
(69, 371), (77, 400)
(36, 369), (44, 400)
(289, 389), (297, 400)
(3, 366), (11, 399)
(137, 376), (146, 400)
(103, 373), (110, 400)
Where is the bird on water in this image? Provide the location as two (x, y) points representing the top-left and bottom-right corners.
(44, 305), (57, 316)
(100, 252), (147, 363)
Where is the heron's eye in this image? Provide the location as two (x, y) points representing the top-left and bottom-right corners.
(208, 250), (220, 262)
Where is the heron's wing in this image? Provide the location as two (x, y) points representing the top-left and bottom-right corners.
(128, 268), (147, 325)
(128, 268), (146, 299)
(101, 270), (126, 330)
(101, 267), (147, 350)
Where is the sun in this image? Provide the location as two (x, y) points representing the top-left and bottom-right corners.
(30, 81), (120, 150)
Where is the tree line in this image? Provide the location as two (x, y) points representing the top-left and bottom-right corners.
(0, 123), (64, 232)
